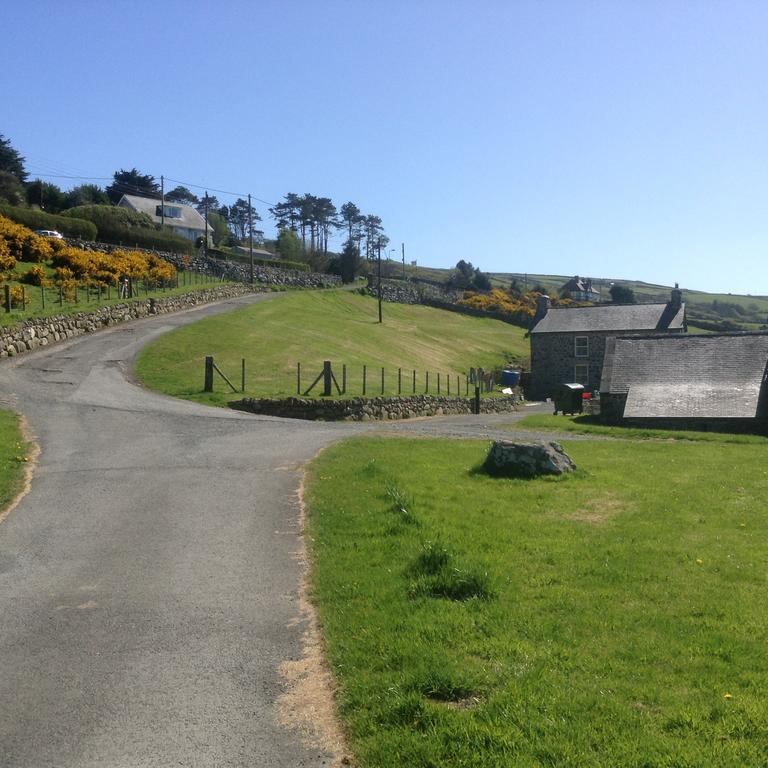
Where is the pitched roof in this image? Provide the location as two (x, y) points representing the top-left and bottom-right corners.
(118, 194), (207, 232)
(601, 333), (768, 419)
(531, 302), (685, 334)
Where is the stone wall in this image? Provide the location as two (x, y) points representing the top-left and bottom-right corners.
(0, 284), (259, 359)
(230, 394), (518, 421)
(65, 238), (342, 289)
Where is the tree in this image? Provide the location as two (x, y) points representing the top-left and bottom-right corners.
(328, 239), (364, 283)
(166, 186), (199, 206)
(609, 284), (636, 304)
(0, 171), (26, 205)
(0, 134), (27, 183)
(64, 183), (110, 208)
(106, 168), (160, 203)
(269, 193), (302, 232)
(195, 194), (220, 216)
(339, 201), (362, 242)
(228, 197), (261, 242)
(447, 260), (491, 291)
(206, 211), (230, 246)
(26, 180), (67, 213)
(276, 228), (303, 262)
(362, 214), (384, 260)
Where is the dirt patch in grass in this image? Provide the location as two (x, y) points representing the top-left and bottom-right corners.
(563, 492), (629, 525)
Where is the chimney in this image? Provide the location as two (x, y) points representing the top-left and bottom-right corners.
(534, 294), (551, 324)
(670, 282), (682, 309)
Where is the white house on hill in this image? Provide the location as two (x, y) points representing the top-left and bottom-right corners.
(117, 194), (209, 243)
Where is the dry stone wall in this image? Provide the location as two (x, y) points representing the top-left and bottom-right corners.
(231, 394), (518, 421)
(0, 284), (258, 359)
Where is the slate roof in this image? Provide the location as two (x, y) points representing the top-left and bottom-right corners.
(118, 194), (207, 232)
(601, 333), (768, 419)
(531, 302), (685, 334)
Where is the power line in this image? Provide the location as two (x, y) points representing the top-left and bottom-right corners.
(164, 177), (275, 207)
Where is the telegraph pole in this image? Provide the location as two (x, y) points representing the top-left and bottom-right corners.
(248, 193), (254, 285)
(377, 241), (383, 323)
(401, 242), (406, 280)
(203, 191), (209, 259)
(160, 175), (165, 229)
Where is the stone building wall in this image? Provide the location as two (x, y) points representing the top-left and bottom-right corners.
(529, 331), (615, 400)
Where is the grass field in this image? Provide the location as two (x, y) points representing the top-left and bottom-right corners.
(0, 409), (29, 515)
(135, 290), (529, 406)
(306, 435), (768, 767)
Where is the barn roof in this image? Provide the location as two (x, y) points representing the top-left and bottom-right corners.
(601, 333), (768, 419)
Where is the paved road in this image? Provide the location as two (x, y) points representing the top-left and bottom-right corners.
(0, 293), (550, 767)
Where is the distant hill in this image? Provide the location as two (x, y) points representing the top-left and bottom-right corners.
(401, 263), (768, 332)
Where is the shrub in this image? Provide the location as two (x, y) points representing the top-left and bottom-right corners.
(21, 233), (54, 263)
(0, 203), (97, 240)
(0, 237), (15, 272)
(20, 265), (48, 286)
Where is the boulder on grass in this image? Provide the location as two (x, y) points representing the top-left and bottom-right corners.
(484, 440), (576, 478)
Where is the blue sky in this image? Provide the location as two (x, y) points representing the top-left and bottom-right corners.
(3, 0), (767, 294)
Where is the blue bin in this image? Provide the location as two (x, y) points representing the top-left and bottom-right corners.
(501, 369), (521, 387)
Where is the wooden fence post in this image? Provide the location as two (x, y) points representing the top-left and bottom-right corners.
(381, 367), (385, 395)
(412, 369), (416, 394)
(363, 365), (367, 396)
(241, 359), (246, 393)
(437, 373), (441, 395)
(297, 362), (301, 394)
(342, 364), (347, 394)
(398, 367), (402, 395)
(474, 386), (481, 415)
(323, 360), (332, 397)
(41, 285), (45, 310)
(204, 356), (214, 392)
(4, 285), (10, 313)
(425, 371), (429, 393)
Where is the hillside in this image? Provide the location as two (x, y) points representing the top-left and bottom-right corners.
(135, 289), (530, 406)
(400, 263), (768, 331)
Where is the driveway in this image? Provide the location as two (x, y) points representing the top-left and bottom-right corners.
(0, 293), (549, 767)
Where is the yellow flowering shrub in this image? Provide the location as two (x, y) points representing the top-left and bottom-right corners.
(0, 237), (15, 272)
(20, 265), (49, 286)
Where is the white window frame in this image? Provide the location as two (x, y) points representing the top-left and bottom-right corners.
(574, 336), (589, 357)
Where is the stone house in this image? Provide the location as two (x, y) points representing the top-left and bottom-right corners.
(599, 332), (768, 432)
(527, 287), (686, 400)
(118, 194), (209, 243)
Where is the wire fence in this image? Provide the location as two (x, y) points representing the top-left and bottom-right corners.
(2, 267), (224, 317)
(203, 357), (503, 399)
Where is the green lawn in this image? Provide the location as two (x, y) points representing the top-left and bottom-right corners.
(513, 414), (768, 444)
(306, 436), (768, 767)
(135, 289), (529, 406)
(0, 409), (29, 515)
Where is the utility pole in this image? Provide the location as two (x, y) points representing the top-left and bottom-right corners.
(160, 175), (165, 229)
(203, 191), (209, 259)
(377, 241), (383, 324)
(248, 193), (254, 285)
(401, 242), (406, 280)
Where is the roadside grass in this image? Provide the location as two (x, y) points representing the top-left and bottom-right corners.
(306, 436), (768, 767)
(0, 264), (229, 327)
(0, 409), (29, 513)
(135, 289), (529, 405)
(512, 413), (768, 444)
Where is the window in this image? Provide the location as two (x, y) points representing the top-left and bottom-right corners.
(155, 205), (183, 219)
(575, 336), (589, 357)
(575, 363), (589, 385)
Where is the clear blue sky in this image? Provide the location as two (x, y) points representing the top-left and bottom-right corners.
(4, 0), (767, 294)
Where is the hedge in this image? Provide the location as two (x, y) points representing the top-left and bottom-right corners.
(207, 248), (310, 272)
(0, 203), (97, 240)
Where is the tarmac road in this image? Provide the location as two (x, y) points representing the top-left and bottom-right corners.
(0, 293), (550, 767)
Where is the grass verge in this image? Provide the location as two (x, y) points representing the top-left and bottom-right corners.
(0, 409), (30, 516)
(135, 289), (529, 406)
(306, 436), (768, 766)
(513, 413), (768, 444)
